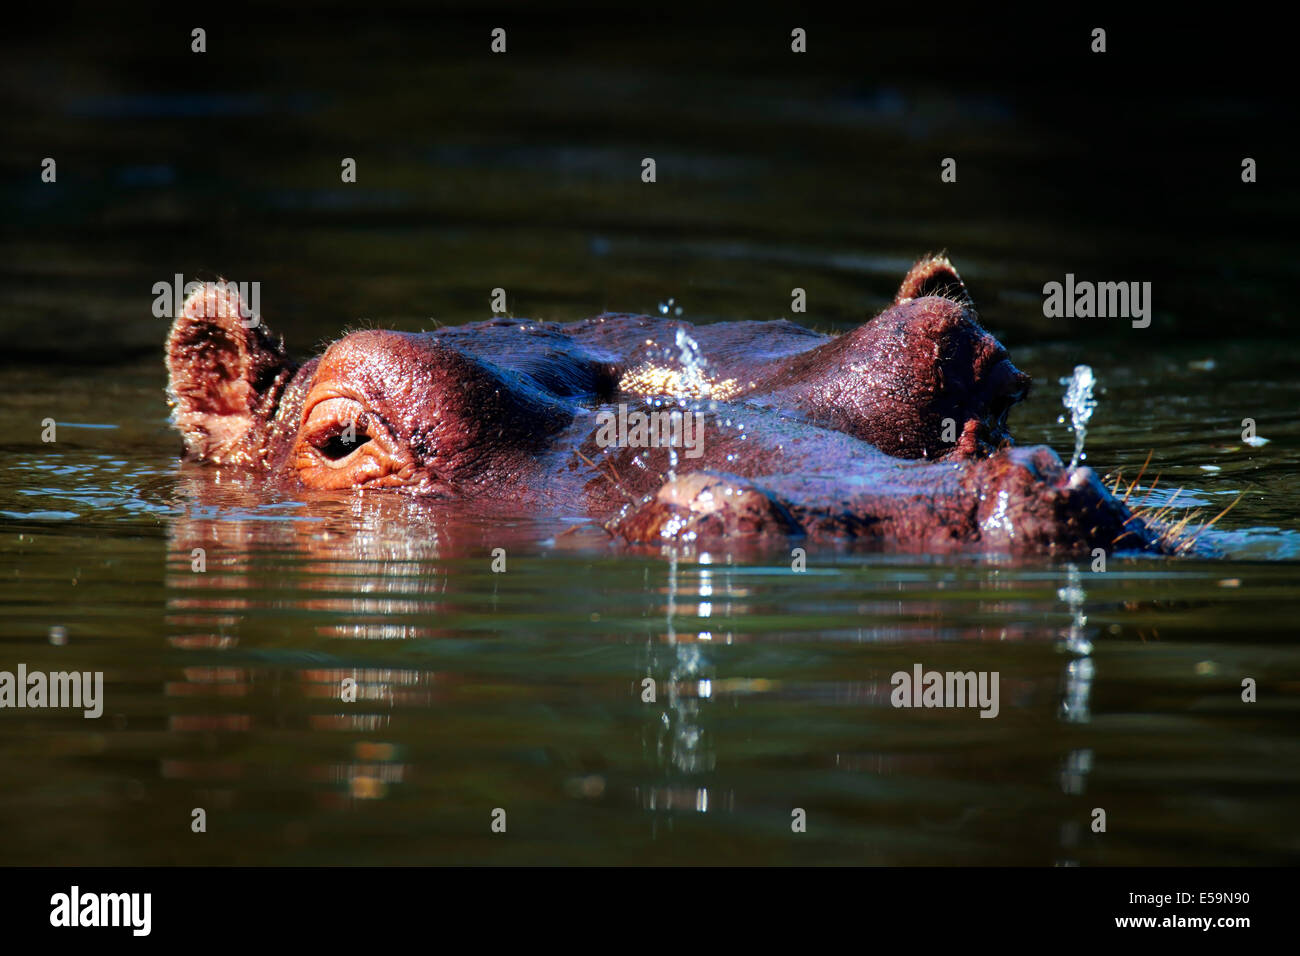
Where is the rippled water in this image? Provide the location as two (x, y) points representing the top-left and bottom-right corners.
(1, 12), (1297, 865)
(1, 344), (1297, 865)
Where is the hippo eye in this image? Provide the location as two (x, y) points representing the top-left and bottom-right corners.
(296, 389), (411, 489)
(310, 425), (372, 461)
(300, 396), (376, 465)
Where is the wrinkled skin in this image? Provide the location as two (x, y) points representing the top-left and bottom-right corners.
(165, 256), (1160, 555)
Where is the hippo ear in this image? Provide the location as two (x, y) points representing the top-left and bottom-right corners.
(894, 254), (972, 305)
(166, 281), (295, 461)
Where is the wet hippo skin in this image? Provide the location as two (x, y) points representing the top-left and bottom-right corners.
(165, 256), (1160, 554)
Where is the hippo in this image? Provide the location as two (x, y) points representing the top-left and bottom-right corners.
(164, 255), (1164, 554)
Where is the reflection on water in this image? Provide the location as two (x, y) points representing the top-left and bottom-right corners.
(2, 419), (1299, 862)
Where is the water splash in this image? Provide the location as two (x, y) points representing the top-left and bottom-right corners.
(664, 324), (714, 481)
(674, 325), (710, 397)
(658, 297), (684, 317)
(980, 489), (1015, 539)
(1058, 365), (1098, 469)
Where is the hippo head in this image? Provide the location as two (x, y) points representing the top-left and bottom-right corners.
(166, 283), (571, 494)
(164, 262), (1164, 555)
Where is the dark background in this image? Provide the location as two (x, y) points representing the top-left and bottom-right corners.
(1, 4), (1293, 366)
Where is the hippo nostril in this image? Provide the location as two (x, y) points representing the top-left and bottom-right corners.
(989, 387), (1025, 425)
(981, 358), (1029, 427)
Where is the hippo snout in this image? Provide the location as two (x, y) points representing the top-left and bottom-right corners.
(971, 446), (1156, 554)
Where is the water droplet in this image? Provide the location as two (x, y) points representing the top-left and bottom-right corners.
(1059, 365), (1098, 470)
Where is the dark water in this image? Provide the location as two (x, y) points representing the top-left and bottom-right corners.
(1, 11), (1297, 865)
